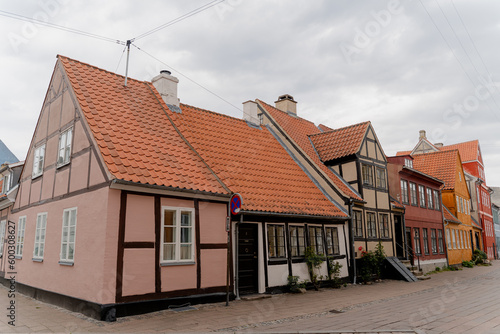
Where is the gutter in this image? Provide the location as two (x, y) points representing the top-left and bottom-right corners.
(109, 179), (231, 201)
(239, 210), (348, 221)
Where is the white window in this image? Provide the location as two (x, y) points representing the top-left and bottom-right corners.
(2, 173), (11, 194)
(60, 208), (77, 263)
(15, 216), (26, 257)
(57, 128), (73, 167)
(32, 144), (46, 178)
(33, 213), (47, 260)
(0, 220), (6, 257)
(161, 207), (195, 263)
(404, 158), (413, 168)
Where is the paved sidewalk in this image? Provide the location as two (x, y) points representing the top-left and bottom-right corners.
(0, 262), (498, 333)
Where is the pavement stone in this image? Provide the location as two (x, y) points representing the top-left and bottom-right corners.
(0, 262), (499, 333)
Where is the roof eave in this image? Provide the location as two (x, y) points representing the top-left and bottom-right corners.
(110, 179), (231, 201)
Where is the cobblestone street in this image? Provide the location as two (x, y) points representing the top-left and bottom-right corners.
(0, 262), (499, 333)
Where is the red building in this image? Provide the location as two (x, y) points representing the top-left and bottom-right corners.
(399, 134), (494, 259)
(387, 155), (447, 272)
(440, 141), (496, 260)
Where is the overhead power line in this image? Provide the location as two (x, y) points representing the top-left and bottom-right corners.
(0, 10), (125, 45)
(133, 43), (242, 112)
(133, 0), (225, 41)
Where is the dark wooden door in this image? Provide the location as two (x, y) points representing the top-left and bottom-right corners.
(238, 223), (258, 294)
(394, 215), (404, 258)
(406, 228), (413, 265)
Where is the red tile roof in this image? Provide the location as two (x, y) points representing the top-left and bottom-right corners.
(257, 100), (362, 201)
(59, 56), (228, 195)
(318, 124), (333, 132)
(412, 150), (459, 190)
(396, 150), (412, 156)
(391, 197), (405, 209)
(438, 140), (479, 163)
(309, 122), (370, 162)
(59, 56), (345, 217)
(167, 103), (347, 217)
(443, 205), (461, 224)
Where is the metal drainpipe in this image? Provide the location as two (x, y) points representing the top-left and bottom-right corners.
(348, 200), (357, 284)
(235, 214), (243, 300)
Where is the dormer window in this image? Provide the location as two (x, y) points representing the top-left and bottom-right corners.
(32, 144), (46, 178)
(1, 173), (11, 194)
(57, 127), (73, 167)
(404, 158), (413, 168)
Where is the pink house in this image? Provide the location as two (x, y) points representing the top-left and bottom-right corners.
(7, 56), (352, 320)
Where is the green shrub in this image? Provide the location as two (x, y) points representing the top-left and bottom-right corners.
(435, 266), (441, 272)
(358, 242), (386, 283)
(327, 259), (343, 288)
(462, 260), (474, 268)
(305, 246), (324, 291)
(472, 249), (487, 264)
(287, 275), (306, 293)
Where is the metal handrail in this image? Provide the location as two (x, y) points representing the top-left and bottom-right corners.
(394, 240), (421, 272)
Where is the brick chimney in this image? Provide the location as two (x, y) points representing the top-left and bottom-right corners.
(275, 94), (297, 115)
(419, 130), (426, 140)
(152, 70), (179, 107)
(243, 100), (260, 125)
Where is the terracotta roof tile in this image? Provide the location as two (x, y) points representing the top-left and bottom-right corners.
(309, 122), (370, 162)
(438, 140), (479, 163)
(412, 150), (459, 190)
(166, 103), (347, 217)
(396, 150), (412, 156)
(318, 124), (333, 132)
(58, 56), (228, 195)
(258, 100), (362, 201)
(443, 205), (461, 224)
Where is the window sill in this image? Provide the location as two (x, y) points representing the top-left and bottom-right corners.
(327, 254), (346, 260)
(31, 174), (43, 180)
(32, 258), (43, 262)
(59, 261), (74, 266)
(15, 256), (22, 260)
(161, 261), (195, 267)
(268, 259), (287, 265)
(56, 161), (71, 170)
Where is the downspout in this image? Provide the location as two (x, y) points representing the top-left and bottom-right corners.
(234, 214), (243, 300)
(348, 199), (357, 284)
(401, 209), (408, 260)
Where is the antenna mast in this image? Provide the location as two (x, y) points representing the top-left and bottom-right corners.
(124, 39), (133, 86)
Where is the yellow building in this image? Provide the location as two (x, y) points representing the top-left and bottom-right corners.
(412, 150), (474, 265)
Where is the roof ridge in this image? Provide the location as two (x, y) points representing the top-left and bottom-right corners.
(179, 102), (246, 123)
(309, 121), (371, 137)
(57, 54), (147, 86)
(256, 99), (317, 127)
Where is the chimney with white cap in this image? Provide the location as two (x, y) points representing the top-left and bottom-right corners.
(151, 70), (179, 107)
(275, 94), (297, 115)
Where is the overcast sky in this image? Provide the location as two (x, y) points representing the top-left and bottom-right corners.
(1, 0), (499, 186)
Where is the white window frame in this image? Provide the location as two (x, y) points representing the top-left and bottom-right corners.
(0, 220), (6, 257)
(2, 173), (11, 194)
(33, 213), (48, 260)
(15, 216), (26, 257)
(427, 188), (434, 210)
(57, 127), (73, 167)
(32, 144), (46, 178)
(160, 206), (195, 264)
(60, 208), (77, 263)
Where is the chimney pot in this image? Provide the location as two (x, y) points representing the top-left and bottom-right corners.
(160, 70), (171, 75)
(419, 130), (426, 140)
(275, 94), (297, 115)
